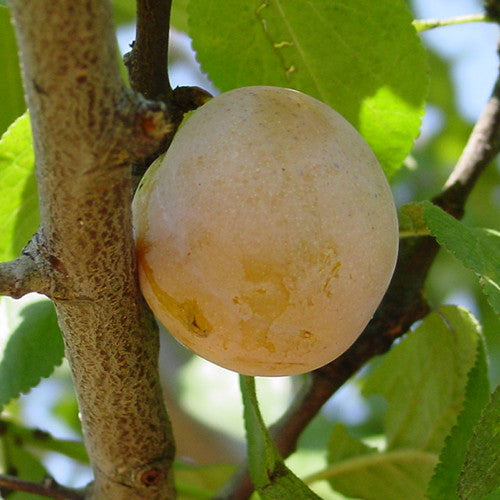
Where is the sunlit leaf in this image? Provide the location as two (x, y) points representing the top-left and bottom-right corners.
(0, 6), (25, 137)
(399, 203), (430, 237)
(171, 0), (189, 33)
(188, 0), (428, 178)
(0, 113), (38, 262)
(307, 306), (485, 499)
(113, 0), (136, 26)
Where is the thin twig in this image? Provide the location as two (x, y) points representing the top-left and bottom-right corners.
(0, 254), (42, 298)
(434, 45), (500, 218)
(0, 235), (55, 299)
(0, 474), (84, 500)
(125, 0), (173, 100)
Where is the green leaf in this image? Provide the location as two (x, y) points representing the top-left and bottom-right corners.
(175, 462), (235, 500)
(318, 424), (436, 500)
(240, 375), (321, 499)
(427, 337), (490, 500)
(112, 0), (188, 33)
(0, 113), (38, 262)
(1, 434), (48, 500)
(0, 7), (26, 137)
(305, 306), (484, 499)
(2, 419), (88, 464)
(327, 423), (378, 464)
(457, 385), (500, 499)
(419, 201), (500, 316)
(399, 203), (430, 237)
(113, 0), (136, 26)
(51, 393), (82, 436)
(171, 0), (189, 33)
(240, 375), (279, 489)
(188, 0), (428, 178)
(0, 295), (65, 411)
(363, 305), (482, 453)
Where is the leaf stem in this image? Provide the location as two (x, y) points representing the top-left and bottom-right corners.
(413, 14), (490, 33)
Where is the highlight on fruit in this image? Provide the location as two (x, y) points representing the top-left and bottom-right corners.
(132, 85), (399, 376)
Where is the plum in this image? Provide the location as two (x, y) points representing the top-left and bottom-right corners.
(133, 86), (398, 376)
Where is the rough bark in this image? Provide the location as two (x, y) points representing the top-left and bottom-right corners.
(7, 1), (175, 498)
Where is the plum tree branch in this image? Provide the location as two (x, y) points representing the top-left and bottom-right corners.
(7, 0), (176, 498)
(124, 0), (212, 180)
(217, 35), (500, 500)
(0, 474), (84, 500)
(125, 0), (172, 101)
(434, 43), (500, 218)
(0, 233), (68, 299)
(0, 254), (43, 298)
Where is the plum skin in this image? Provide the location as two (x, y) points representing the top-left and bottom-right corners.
(132, 86), (399, 377)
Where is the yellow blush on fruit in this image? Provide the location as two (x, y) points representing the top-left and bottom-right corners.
(133, 86), (399, 376)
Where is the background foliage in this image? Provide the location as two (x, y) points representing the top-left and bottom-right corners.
(0, 0), (499, 498)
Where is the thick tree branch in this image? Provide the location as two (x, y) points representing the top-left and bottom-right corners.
(218, 36), (500, 500)
(8, 1), (176, 498)
(0, 474), (84, 500)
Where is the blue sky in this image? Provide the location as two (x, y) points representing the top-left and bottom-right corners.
(413, 0), (499, 121)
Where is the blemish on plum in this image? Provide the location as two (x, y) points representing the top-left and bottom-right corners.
(300, 330), (314, 339)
